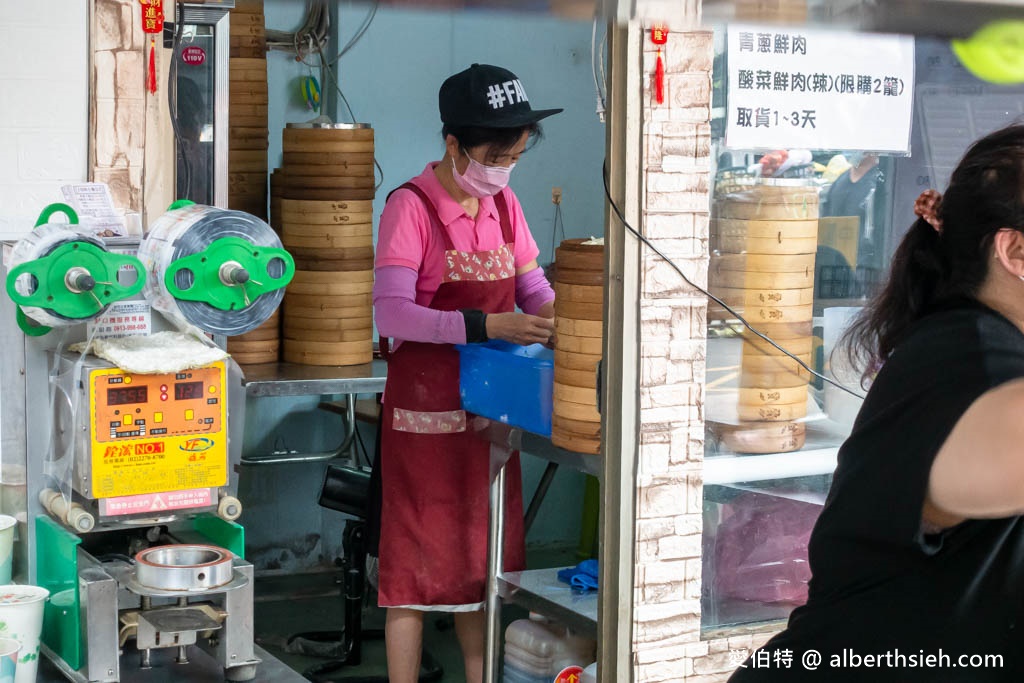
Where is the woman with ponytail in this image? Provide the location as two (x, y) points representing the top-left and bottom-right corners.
(731, 124), (1024, 682)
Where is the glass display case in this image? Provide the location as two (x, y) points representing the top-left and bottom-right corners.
(700, 30), (1024, 636)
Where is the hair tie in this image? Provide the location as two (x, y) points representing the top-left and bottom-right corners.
(914, 190), (943, 233)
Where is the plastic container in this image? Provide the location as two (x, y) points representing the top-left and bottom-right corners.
(457, 341), (553, 436)
(581, 662), (597, 683)
(0, 585), (49, 683)
(503, 618), (596, 681)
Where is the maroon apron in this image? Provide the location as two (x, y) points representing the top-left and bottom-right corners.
(378, 183), (526, 609)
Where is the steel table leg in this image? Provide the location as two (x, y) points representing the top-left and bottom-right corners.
(483, 443), (509, 683)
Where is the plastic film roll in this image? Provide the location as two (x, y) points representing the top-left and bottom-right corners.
(139, 204), (294, 336)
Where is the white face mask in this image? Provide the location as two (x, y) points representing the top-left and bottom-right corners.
(451, 152), (515, 197)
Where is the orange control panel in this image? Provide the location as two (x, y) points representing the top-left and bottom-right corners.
(94, 365), (224, 441)
(88, 362), (228, 499)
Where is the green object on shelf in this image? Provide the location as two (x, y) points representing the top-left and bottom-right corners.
(167, 199), (196, 211)
(36, 516), (82, 670)
(164, 237), (294, 311)
(577, 474), (600, 561)
(192, 514), (245, 559)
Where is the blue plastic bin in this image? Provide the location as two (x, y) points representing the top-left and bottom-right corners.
(456, 340), (553, 437)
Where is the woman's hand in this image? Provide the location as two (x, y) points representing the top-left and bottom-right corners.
(486, 312), (555, 346)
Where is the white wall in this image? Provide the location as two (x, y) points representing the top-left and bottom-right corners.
(0, 1), (89, 235)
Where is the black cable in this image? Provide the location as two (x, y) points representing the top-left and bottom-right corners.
(352, 414), (371, 468)
(601, 162), (866, 400)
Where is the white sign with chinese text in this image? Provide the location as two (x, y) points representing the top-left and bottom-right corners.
(725, 26), (915, 153)
(87, 300), (152, 340)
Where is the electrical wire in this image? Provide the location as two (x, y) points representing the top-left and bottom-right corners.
(601, 162), (866, 400)
(590, 13), (607, 121)
(266, 0), (330, 58)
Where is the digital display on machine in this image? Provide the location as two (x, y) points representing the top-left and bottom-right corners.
(174, 381), (204, 401)
(107, 386), (149, 406)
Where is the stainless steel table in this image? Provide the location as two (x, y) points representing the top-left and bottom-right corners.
(39, 644), (306, 683)
(238, 360), (387, 465)
(474, 419), (601, 683)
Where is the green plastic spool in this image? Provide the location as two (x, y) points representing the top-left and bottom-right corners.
(164, 236), (295, 311)
(6, 203), (147, 335)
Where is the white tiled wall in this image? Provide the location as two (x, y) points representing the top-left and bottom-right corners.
(0, 1), (89, 235)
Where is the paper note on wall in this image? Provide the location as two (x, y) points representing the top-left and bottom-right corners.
(725, 26), (915, 153)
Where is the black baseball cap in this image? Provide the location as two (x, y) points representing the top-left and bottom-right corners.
(439, 64), (563, 129)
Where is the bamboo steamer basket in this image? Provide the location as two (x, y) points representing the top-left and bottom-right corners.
(740, 352), (811, 375)
(284, 163), (374, 178)
(739, 369), (810, 388)
(712, 253), (816, 273)
(280, 198), (373, 215)
(710, 267), (814, 291)
(284, 127), (374, 143)
(739, 402), (807, 422)
(283, 315), (372, 331)
(713, 286), (814, 309)
(280, 187), (375, 201)
(739, 385), (807, 407)
(228, 104), (269, 118)
(283, 152), (377, 167)
(280, 212), (373, 226)
(552, 238), (604, 452)
(292, 256), (375, 272)
(283, 326), (372, 343)
(291, 269), (373, 285)
(285, 303), (372, 319)
(284, 292), (372, 308)
(282, 232), (373, 250)
(269, 169), (281, 230)
(717, 235), (818, 255)
(283, 339), (373, 366)
(717, 421), (806, 454)
(742, 335), (813, 357)
(287, 246), (374, 262)
(714, 218), (819, 239)
(277, 173), (375, 190)
(286, 277), (373, 296)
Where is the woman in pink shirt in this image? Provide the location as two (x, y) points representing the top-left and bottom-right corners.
(370, 64), (561, 683)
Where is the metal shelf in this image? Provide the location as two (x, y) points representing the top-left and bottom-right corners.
(240, 360), (387, 397)
(498, 568), (598, 639)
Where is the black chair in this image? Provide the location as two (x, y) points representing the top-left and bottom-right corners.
(286, 462), (444, 683)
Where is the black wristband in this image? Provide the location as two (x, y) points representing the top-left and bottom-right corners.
(461, 309), (489, 344)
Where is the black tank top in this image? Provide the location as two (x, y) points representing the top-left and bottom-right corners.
(730, 302), (1024, 682)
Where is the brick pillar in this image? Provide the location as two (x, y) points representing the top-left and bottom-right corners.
(90, 0), (146, 211)
(631, 29), (777, 681)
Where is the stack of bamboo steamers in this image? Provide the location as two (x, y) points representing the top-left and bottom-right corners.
(226, 0), (277, 365)
(277, 123), (376, 366)
(709, 180), (819, 453)
(552, 239), (604, 455)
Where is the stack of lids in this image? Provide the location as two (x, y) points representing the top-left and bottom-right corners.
(551, 238), (603, 455)
(226, 0), (275, 365)
(278, 123), (376, 366)
(708, 180), (819, 453)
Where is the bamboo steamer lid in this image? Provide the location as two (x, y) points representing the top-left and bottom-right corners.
(286, 278), (373, 296)
(738, 402), (807, 422)
(552, 415), (601, 437)
(553, 382), (597, 406)
(739, 370), (809, 388)
(287, 246), (374, 261)
(283, 223), (372, 239)
(713, 253), (816, 273)
(714, 218), (820, 239)
(717, 201), (818, 221)
(281, 211), (373, 226)
(284, 126), (374, 143)
(283, 152), (376, 166)
(721, 183), (819, 203)
(283, 345), (373, 367)
(554, 301), (602, 321)
(285, 292), (372, 308)
(284, 326), (372, 343)
(285, 302), (372, 319)
(282, 233), (373, 250)
(556, 333), (603, 356)
(746, 303), (814, 324)
(284, 163), (374, 178)
(555, 318), (602, 339)
(710, 269), (814, 290)
(231, 350), (278, 365)
(280, 198), (373, 214)
(716, 235), (818, 256)
(291, 269), (373, 285)
(552, 398), (601, 422)
(554, 349), (601, 372)
(556, 240), (604, 270)
(280, 187), (375, 201)
(739, 385), (807, 406)
(551, 430), (601, 455)
(717, 421), (805, 454)
(553, 282), (603, 304)
(277, 174), (375, 190)
(554, 366), (598, 389)
(292, 256), (375, 272)
(711, 287), (814, 308)
(742, 335), (813, 357)
(282, 315), (372, 330)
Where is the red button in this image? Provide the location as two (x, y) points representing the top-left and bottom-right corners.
(160, 385), (168, 392)
(161, 393), (168, 401)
